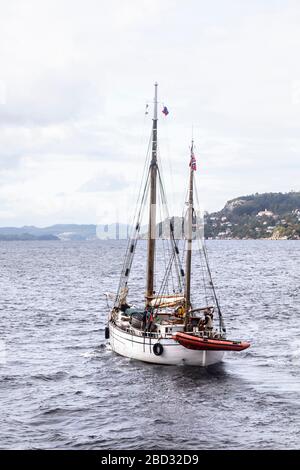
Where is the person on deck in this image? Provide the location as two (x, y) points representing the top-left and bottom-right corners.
(198, 309), (213, 333)
(146, 308), (155, 332)
(175, 302), (185, 318)
(142, 308), (148, 330)
(204, 309), (214, 335)
(142, 307), (155, 331)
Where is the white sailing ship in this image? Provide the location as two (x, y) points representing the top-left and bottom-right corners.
(105, 83), (250, 366)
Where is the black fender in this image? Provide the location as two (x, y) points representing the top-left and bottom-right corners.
(105, 326), (110, 339)
(153, 342), (163, 356)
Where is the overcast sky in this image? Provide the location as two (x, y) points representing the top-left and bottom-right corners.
(0, 0), (300, 227)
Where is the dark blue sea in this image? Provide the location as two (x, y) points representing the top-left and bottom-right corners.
(0, 240), (299, 449)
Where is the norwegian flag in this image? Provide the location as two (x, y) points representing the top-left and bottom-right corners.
(189, 151), (197, 171)
(162, 106), (169, 116)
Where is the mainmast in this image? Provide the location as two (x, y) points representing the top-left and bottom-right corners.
(146, 82), (158, 306)
(185, 140), (195, 311)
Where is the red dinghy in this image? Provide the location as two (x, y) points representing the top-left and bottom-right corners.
(173, 332), (250, 352)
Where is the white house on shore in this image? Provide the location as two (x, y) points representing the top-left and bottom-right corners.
(256, 209), (275, 218)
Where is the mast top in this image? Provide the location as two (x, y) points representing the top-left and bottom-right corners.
(153, 82), (158, 121)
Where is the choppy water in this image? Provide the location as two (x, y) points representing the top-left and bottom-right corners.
(0, 240), (300, 449)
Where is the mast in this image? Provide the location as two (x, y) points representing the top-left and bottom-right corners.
(185, 140), (194, 311)
(146, 82), (158, 306)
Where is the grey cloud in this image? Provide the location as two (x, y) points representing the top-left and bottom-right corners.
(0, 152), (23, 170)
(78, 174), (130, 192)
(0, 72), (105, 127)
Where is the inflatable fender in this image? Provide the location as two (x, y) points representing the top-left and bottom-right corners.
(153, 342), (163, 356)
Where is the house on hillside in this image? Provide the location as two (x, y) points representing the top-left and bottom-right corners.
(256, 209), (275, 218)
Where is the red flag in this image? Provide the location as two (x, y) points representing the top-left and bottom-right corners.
(189, 152), (197, 171)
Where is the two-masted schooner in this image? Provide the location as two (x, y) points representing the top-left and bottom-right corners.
(105, 83), (250, 366)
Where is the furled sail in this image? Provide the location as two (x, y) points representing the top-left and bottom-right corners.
(149, 295), (185, 308)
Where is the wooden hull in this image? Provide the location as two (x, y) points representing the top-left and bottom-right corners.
(108, 322), (225, 366)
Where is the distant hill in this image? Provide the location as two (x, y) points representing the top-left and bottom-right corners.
(205, 191), (300, 239)
(0, 223), (130, 241)
(222, 192), (300, 218)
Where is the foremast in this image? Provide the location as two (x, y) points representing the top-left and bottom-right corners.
(146, 82), (158, 306)
(185, 140), (195, 317)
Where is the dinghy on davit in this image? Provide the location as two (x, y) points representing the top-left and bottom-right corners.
(105, 83), (250, 366)
(173, 332), (250, 352)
